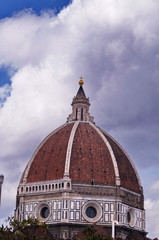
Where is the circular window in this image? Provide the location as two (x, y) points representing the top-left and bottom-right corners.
(40, 207), (49, 218)
(35, 202), (50, 222)
(127, 208), (136, 228)
(82, 201), (102, 223)
(127, 211), (131, 223)
(86, 207), (97, 218)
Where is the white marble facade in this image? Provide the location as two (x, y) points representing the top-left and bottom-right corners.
(17, 182), (145, 236)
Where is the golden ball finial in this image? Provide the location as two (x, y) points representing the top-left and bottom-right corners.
(79, 76), (84, 86)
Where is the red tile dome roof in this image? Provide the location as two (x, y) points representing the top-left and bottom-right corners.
(21, 121), (141, 193)
(20, 82), (142, 194)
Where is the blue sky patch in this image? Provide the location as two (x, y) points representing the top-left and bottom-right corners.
(0, 67), (12, 87)
(0, 0), (71, 19)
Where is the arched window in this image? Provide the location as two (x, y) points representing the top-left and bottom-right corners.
(81, 108), (83, 121)
(76, 108), (78, 119)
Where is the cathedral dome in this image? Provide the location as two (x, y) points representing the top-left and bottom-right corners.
(21, 120), (141, 194)
(16, 79), (145, 239)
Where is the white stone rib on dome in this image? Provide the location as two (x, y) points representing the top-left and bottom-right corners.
(90, 122), (121, 186)
(64, 121), (79, 178)
(99, 127), (142, 188)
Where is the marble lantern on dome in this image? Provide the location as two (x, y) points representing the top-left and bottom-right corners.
(15, 79), (146, 239)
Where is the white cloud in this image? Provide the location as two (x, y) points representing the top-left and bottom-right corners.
(0, 10), (56, 68)
(145, 198), (159, 238)
(151, 180), (159, 191)
(0, 1), (159, 237)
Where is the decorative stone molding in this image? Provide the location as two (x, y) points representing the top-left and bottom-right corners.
(19, 179), (72, 195)
(82, 201), (102, 223)
(18, 197), (145, 232)
(35, 201), (51, 222)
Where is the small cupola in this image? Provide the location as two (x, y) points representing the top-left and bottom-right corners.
(67, 77), (94, 122)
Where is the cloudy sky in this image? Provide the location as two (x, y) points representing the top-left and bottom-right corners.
(0, 0), (159, 238)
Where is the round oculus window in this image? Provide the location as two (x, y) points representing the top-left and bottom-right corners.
(127, 211), (131, 223)
(35, 202), (50, 222)
(86, 206), (97, 218)
(82, 201), (102, 223)
(127, 208), (136, 228)
(40, 207), (50, 218)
